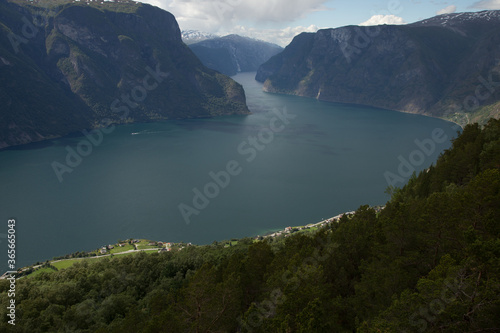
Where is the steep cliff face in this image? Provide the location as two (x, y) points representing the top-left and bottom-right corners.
(0, 0), (249, 148)
(189, 34), (283, 76)
(256, 11), (500, 123)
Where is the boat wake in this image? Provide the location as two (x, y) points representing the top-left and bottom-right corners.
(131, 130), (164, 136)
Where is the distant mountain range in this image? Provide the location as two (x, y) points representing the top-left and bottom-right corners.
(181, 30), (219, 44)
(188, 34), (283, 76)
(0, 1), (248, 148)
(2, 3), (500, 149)
(257, 10), (500, 125)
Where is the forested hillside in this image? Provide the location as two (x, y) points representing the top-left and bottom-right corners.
(1, 120), (499, 332)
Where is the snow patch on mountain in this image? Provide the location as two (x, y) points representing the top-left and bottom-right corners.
(181, 30), (219, 44)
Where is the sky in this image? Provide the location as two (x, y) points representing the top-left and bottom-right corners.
(138, 0), (500, 46)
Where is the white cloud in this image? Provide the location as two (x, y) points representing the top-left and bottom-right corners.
(470, 0), (500, 9)
(139, 0), (329, 32)
(221, 25), (321, 47)
(359, 14), (406, 26)
(436, 5), (457, 15)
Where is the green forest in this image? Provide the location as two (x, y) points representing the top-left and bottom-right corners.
(1, 119), (499, 332)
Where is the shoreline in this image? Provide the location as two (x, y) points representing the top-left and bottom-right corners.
(259, 211), (357, 239)
(259, 85), (468, 131)
(1, 208), (374, 278)
(0, 87), (469, 151)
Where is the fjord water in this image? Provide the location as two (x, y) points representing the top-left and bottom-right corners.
(0, 72), (459, 271)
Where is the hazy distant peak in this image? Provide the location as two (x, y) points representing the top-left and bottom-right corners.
(189, 33), (282, 49)
(188, 34), (283, 76)
(217, 34), (283, 48)
(181, 30), (219, 44)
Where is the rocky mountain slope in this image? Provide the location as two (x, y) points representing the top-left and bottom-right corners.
(256, 10), (500, 125)
(189, 34), (283, 76)
(0, 0), (249, 148)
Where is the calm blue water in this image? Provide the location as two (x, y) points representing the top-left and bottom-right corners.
(0, 72), (460, 271)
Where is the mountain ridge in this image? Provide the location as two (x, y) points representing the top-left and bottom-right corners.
(0, 0), (249, 148)
(256, 10), (500, 126)
(188, 34), (283, 76)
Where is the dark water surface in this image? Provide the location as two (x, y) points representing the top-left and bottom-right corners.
(0, 72), (459, 270)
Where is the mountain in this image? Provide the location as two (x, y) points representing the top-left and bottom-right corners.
(189, 34), (283, 76)
(412, 10), (500, 30)
(181, 30), (219, 44)
(256, 10), (500, 125)
(0, 0), (249, 149)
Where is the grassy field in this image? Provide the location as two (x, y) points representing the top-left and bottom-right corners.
(110, 244), (134, 253)
(20, 220), (343, 279)
(27, 266), (57, 278)
(136, 240), (161, 250)
(52, 258), (89, 270)
(41, 245), (159, 273)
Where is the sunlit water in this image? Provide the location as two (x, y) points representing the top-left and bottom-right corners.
(0, 72), (460, 270)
